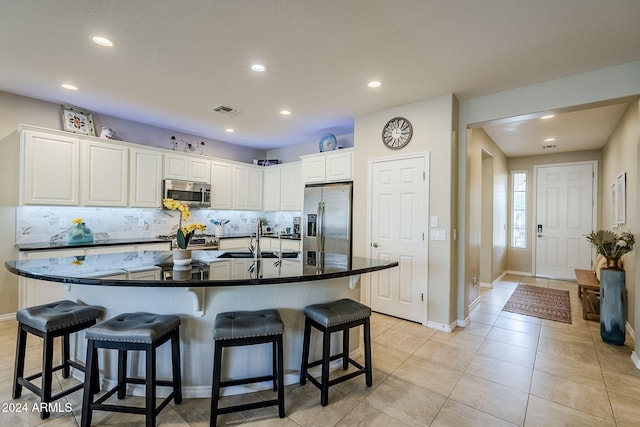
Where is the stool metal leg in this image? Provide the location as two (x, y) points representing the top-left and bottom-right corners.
(299, 318), (311, 385)
(40, 333), (55, 419)
(81, 341), (96, 427)
(271, 340), (278, 391)
(117, 349), (127, 399)
(276, 335), (285, 418)
(62, 333), (71, 378)
(13, 325), (27, 399)
(364, 318), (372, 386)
(320, 326), (331, 406)
(342, 327), (349, 370)
(210, 341), (223, 427)
(171, 331), (182, 404)
(146, 344), (156, 427)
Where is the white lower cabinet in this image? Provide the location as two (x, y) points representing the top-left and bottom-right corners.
(218, 238), (250, 250)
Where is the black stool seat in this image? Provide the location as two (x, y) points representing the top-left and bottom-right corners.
(81, 312), (182, 427)
(211, 309), (285, 426)
(13, 300), (100, 419)
(300, 298), (372, 406)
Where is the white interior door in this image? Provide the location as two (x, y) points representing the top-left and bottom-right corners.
(535, 162), (595, 279)
(369, 154), (428, 323)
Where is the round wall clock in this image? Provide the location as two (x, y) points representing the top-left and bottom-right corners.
(382, 117), (412, 149)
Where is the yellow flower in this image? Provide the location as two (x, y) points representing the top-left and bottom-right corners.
(164, 198), (206, 248)
(72, 218), (84, 224)
(181, 223), (205, 234)
(178, 204), (190, 221)
(163, 198), (181, 210)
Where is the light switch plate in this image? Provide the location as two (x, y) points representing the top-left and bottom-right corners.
(430, 229), (446, 241)
(430, 216), (438, 227)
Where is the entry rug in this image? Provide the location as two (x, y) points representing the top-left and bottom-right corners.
(502, 284), (571, 324)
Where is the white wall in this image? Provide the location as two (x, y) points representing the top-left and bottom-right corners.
(354, 94), (457, 329)
(602, 101), (639, 328)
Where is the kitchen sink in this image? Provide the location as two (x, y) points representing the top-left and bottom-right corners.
(217, 251), (299, 259)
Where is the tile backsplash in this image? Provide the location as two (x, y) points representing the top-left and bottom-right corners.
(16, 206), (300, 244)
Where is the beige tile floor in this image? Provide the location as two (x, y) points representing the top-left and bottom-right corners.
(2, 274), (640, 426)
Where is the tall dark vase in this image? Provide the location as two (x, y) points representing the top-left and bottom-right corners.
(600, 265), (626, 345)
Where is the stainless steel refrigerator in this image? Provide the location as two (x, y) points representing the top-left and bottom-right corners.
(302, 182), (353, 273)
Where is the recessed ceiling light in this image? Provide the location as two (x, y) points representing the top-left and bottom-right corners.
(280, 110), (291, 116)
(367, 81), (382, 88)
(92, 36), (115, 47)
(541, 114), (555, 119)
(60, 83), (78, 91)
(250, 63), (268, 73)
(225, 128), (235, 133)
(544, 137), (556, 142)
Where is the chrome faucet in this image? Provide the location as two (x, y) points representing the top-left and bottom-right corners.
(248, 218), (262, 276)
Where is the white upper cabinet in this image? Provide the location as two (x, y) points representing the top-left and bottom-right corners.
(210, 161), (233, 209)
(211, 161), (262, 210)
(164, 153), (211, 183)
(233, 164), (262, 210)
(262, 162), (302, 211)
(82, 139), (128, 206)
(325, 150), (353, 182)
(129, 147), (162, 207)
(21, 129), (80, 205)
(262, 166), (281, 211)
(300, 149), (353, 183)
(280, 162), (302, 210)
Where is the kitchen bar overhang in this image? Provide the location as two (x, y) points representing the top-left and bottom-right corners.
(5, 250), (398, 398)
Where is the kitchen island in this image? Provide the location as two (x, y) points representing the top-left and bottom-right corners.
(5, 250), (397, 398)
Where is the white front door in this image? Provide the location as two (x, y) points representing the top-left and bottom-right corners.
(535, 162), (595, 279)
(369, 154), (428, 323)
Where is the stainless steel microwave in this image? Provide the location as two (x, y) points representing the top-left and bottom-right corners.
(162, 179), (211, 208)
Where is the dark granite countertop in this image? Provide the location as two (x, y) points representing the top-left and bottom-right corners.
(5, 250), (397, 287)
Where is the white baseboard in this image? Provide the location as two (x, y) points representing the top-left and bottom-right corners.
(505, 270), (534, 277)
(427, 320), (457, 333)
(479, 281), (493, 288)
(457, 316), (471, 328)
(626, 321), (635, 337)
(0, 312), (16, 322)
(469, 294), (481, 312)
(631, 351), (640, 370)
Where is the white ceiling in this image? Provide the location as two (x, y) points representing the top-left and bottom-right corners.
(1, 0), (639, 153)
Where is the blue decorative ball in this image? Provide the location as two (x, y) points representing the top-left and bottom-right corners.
(319, 133), (337, 152)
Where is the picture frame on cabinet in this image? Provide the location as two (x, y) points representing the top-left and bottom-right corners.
(61, 105), (95, 136)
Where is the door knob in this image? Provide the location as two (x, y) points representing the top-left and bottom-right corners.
(372, 242), (380, 248)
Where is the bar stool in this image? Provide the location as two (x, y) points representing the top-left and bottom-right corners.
(80, 312), (182, 427)
(13, 300), (100, 419)
(299, 298), (372, 406)
(210, 309), (285, 426)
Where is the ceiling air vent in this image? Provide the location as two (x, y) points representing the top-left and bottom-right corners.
(210, 104), (240, 116)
